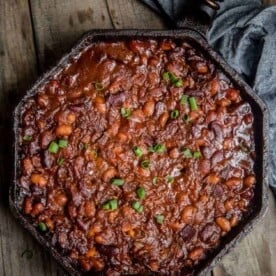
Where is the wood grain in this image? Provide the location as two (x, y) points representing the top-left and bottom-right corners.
(0, 0), (64, 275)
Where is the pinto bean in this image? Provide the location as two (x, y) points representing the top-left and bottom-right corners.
(102, 168), (117, 182)
(143, 100), (155, 117)
(55, 124), (72, 137)
(31, 173), (47, 187)
(181, 205), (197, 224)
(216, 217), (231, 232)
(188, 247), (204, 261)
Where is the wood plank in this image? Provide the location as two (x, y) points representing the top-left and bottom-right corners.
(0, 0), (65, 276)
(30, 0), (113, 71)
(213, 190), (276, 276)
(106, 0), (164, 29)
(263, 0), (276, 4)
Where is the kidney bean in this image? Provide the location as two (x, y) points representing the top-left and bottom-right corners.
(159, 111), (169, 128)
(199, 223), (221, 244)
(215, 217), (231, 232)
(180, 225), (196, 241)
(211, 150), (224, 167)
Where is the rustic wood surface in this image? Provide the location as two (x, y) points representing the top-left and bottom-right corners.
(0, 0), (275, 275)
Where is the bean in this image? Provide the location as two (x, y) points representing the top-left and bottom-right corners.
(107, 121), (120, 137)
(226, 88), (239, 102)
(188, 247), (204, 261)
(55, 124), (72, 137)
(169, 148), (179, 159)
(130, 109), (145, 123)
(224, 199), (234, 211)
(95, 96), (106, 113)
(37, 94), (49, 108)
(23, 197), (33, 214)
(206, 173), (220, 185)
(195, 62), (208, 74)
(209, 79), (220, 95)
(244, 175), (256, 187)
(117, 132), (128, 142)
(86, 248), (97, 258)
(198, 159), (211, 175)
(84, 201), (95, 218)
(181, 205), (197, 224)
(136, 167), (151, 178)
(31, 173), (47, 187)
(88, 224), (102, 238)
(31, 203), (44, 216)
(45, 218), (54, 231)
(22, 158), (33, 175)
(216, 217), (231, 232)
(230, 215), (239, 227)
(102, 168), (117, 182)
(55, 193), (67, 206)
(159, 111), (169, 128)
(217, 98), (231, 107)
(143, 100), (155, 117)
(95, 234), (109, 245)
(80, 259), (92, 271)
(225, 177), (242, 189)
(148, 261), (159, 272)
(206, 110), (217, 123)
(93, 259), (105, 271)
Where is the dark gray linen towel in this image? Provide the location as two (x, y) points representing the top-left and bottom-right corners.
(141, 0), (276, 193)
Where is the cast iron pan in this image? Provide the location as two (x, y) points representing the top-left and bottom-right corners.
(10, 1), (269, 275)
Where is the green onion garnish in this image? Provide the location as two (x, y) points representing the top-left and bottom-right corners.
(38, 222), (47, 232)
(58, 139), (68, 148)
(141, 160), (150, 169)
(182, 114), (190, 123)
(120, 107), (132, 119)
(166, 175), (174, 184)
(23, 135), (32, 141)
(21, 249), (33, 259)
(193, 151), (202, 159)
(132, 201), (143, 213)
(183, 148), (193, 158)
(57, 157), (64, 166)
(152, 177), (159, 185)
(175, 79), (183, 87)
(94, 82), (104, 91)
(111, 178), (124, 186)
(48, 141), (59, 154)
(102, 199), (118, 210)
(136, 187), (146, 200)
(189, 97), (198, 111)
(180, 95), (188, 105)
(162, 72), (170, 81)
(155, 214), (164, 224)
(149, 144), (166, 153)
(133, 146), (143, 157)
(170, 110), (179, 119)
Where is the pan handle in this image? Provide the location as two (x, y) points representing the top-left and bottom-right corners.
(175, 0), (220, 38)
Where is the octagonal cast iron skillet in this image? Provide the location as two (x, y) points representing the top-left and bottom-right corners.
(10, 1), (269, 275)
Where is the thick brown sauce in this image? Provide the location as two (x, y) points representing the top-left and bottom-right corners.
(18, 39), (256, 275)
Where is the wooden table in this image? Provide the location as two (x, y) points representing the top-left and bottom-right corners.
(1, 1), (275, 275)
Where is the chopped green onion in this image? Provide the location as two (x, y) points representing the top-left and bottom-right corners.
(180, 95), (188, 105)
(193, 151), (202, 159)
(170, 110), (179, 119)
(174, 79), (183, 87)
(189, 97), (198, 111)
(21, 249), (33, 259)
(155, 214), (164, 224)
(162, 71), (170, 81)
(141, 160), (150, 169)
(48, 141), (59, 154)
(136, 187), (146, 200)
(120, 107), (132, 119)
(38, 222), (47, 232)
(23, 135), (32, 141)
(102, 199), (118, 210)
(57, 157), (64, 166)
(152, 177), (159, 185)
(111, 178), (124, 186)
(182, 114), (190, 123)
(94, 82), (104, 91)
(133, 146), (143, 157)
(149, 144), (166, 153)
(132, 201), (143, 213)
(58, 139), (68, 148)
(166, 175), (174, 184)
(183, 148), (193, 158)
(83, 143), (89, 149)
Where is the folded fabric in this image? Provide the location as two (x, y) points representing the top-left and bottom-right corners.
(141, 0), (276, 194)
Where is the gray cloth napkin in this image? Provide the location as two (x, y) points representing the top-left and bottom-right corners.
(141, 0), (276, 194)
